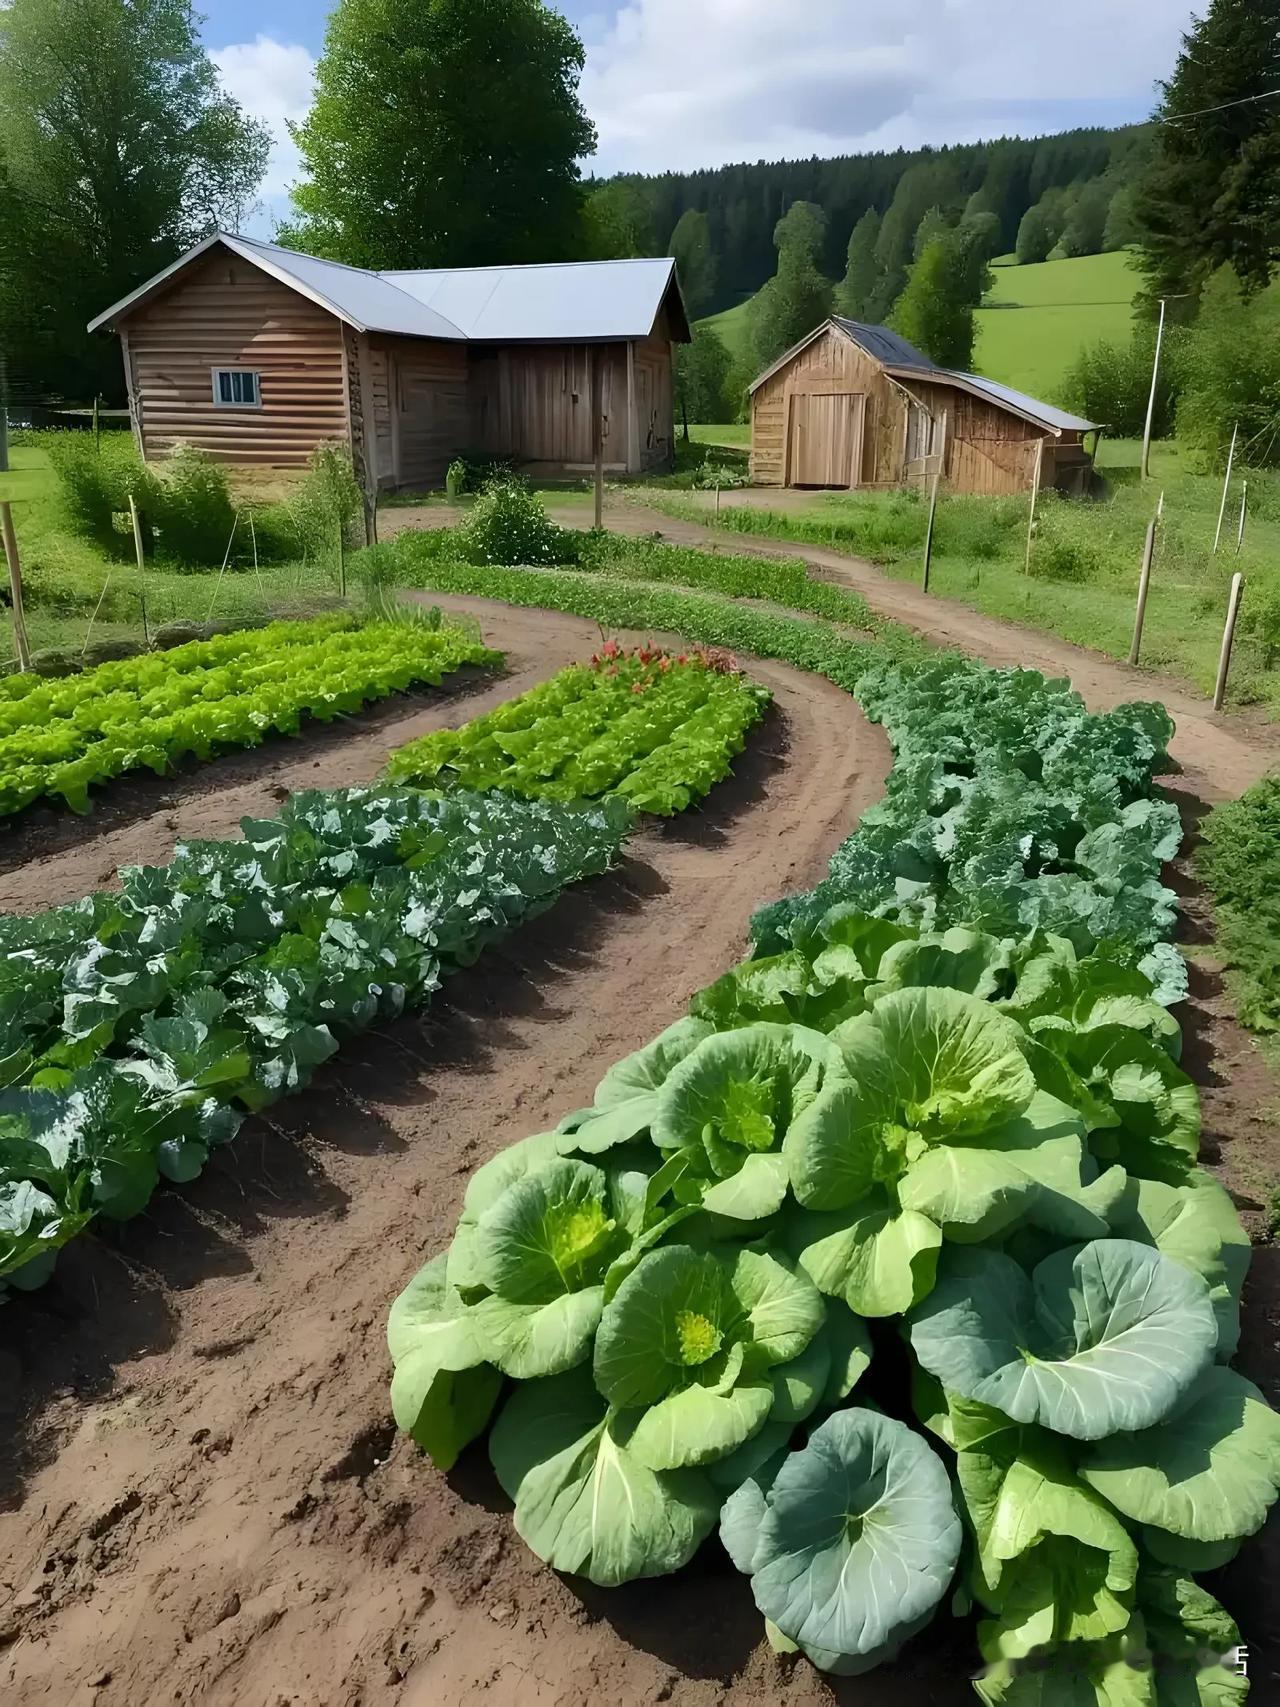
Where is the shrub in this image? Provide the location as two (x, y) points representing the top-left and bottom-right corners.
(1177, 267), (1280, 470)
(146, 447), (237, 567)
(691, 461), (749, 492)
(287, 442), (363, 562)
(46, 433), (144, 552)
(1061, 326), (1185, 440)
(458, 480), (580, 567)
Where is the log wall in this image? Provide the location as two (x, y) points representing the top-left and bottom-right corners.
(126, 252), (348, 466)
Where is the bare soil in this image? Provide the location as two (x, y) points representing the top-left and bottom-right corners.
(1, 587), (1277, 1706)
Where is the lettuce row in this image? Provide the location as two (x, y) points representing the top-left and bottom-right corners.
(0, 788), (632, 1294)
(387, 645), (771, 816)
(0, 615), (499, 816)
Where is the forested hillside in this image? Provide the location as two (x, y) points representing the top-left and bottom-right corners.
(596, 126), (1151, 313)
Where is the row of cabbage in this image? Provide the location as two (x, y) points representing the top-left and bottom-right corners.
(389, 658), (1278, 1703)
(0, 787), (631, 1296)
(387, 641), (771, 816)
(0, 614), (499, 818)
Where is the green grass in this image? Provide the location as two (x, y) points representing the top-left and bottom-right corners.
(688, 423), (750, 449)
(0, 444), (341, 659)
(699, 297), (755, 365)
(639, 450), (1280, 714)
(975, 250), (1141, 399)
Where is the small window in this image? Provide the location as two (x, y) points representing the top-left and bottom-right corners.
(212, 369), (261, 408)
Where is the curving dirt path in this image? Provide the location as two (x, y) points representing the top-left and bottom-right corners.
(380, 498), (1280, 806)
(0, 600), (917, 1707)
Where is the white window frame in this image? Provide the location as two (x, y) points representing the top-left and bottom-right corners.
(211, 368), (262, 409)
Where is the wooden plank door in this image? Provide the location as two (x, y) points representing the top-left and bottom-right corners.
(787, 393), (865, 487)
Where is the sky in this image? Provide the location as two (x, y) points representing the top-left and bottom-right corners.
(200, 0), (1198, 236)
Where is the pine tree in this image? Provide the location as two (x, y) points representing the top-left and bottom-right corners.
(834, 210), (881, 320)
(1136, 0), (1280, 297)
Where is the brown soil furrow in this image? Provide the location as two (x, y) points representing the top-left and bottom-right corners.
(0, 599), (904, 1706)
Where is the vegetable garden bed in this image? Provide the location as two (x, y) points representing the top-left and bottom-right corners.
(0, 613), (498, 818)
(388, 642), (771, 815)
(389, 653), (1278, 1699)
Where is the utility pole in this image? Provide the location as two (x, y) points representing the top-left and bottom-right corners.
(1141, 295), (1189, 480)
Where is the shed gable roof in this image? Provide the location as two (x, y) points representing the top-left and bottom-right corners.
(750, 315), (1097, 434)
(89, 234), (690, 344)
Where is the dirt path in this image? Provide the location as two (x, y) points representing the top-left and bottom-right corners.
(0, 599), (913, 1707)
(380, 498), (1280, 805)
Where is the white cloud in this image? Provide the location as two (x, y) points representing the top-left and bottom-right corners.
(212, 34), (315, 226)
(580, 0), (1196, 174)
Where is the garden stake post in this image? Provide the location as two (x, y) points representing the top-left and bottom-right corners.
(206, 512), (240, 621)
(1024, 438), (1044, 576)
(337, 513), (346, 597)
(129, 494), (150, 647)
(592, 350), (605, 530)
(1214, 573), (1244, 711)
(1128, 518), (1157, 666)
(0, 500), (31, 671)
(92, 395), (101, 451)
(921, 409), (948, 594)
(1236, 482), (1248, 554)
(1213, 423), (1238, 553)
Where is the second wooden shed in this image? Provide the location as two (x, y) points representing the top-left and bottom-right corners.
(749, 317), (1098, 497)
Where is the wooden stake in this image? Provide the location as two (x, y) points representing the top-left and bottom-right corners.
(591, 349), (605, 530)
(1213, 572), (1244, 712)
(1213, 423), (1238, 552)
(337, 512), (346, 597)
(1128, 519), (1157, 665)
(1141, 297), (1167, 481)
(1024, 438), (1044, 575)
(1235, 481), (1248, 555)
(0, 500), (31, 671)
(921, 410), (948, 594)
(206, 512), (240, 621)
(92, 395), (101, 451)
(128, 493), (150, 647)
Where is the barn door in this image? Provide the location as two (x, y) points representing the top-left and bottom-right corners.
(787, 393), (865, 487)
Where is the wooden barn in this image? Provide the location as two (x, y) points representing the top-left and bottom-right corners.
(88, 233), (690, 489)
(749, 318), (1098, 497)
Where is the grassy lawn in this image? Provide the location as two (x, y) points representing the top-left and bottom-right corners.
(689, 423), (750, 449)
(640, 442), (1280, 713)
(975, 250), (1140, 399)
(0, 444), (342, 659)
(699, 296), (755, 365)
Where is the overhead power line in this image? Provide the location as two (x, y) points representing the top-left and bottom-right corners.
(1163, 86), (1280, 123)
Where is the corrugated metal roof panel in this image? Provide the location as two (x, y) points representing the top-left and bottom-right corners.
(89, 234), (682, 343)
(386, 257), (678, 341)
(832, 317), (939, 373)
(945, 370), (1098, 433)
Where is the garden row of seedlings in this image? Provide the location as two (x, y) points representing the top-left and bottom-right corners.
(0, 644), (770, 1302)
(390, 653), (1277, 1702)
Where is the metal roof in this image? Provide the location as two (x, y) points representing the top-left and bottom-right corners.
(749, 315), (1097, 435)
(832, 317), (937, 373)
(88, 233), (687, 343)
(942, 371), (1098, 434)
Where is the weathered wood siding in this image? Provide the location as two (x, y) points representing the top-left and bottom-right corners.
(634, 329), (675, 472)
(125, 252), (347, 465)
(750, 326), (903, 488)
(471, 344), (630, 470)
(389, 339), (470, 489)
(911, 379), (1043, 496)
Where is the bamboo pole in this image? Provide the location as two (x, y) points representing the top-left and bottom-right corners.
(1213, 423), (1238, 552)
(337, 512), (346, 598)
(128, 494), (150, 648)
(1128, 519), (1157, 665)
(1213, 573), (1244, 712)
(921, 410), (948, 594)
(0, 500), (31, 671)
(81, 574), (114, 658)
(92, 395), (101, 452)
(592, 350), (605, 530)
(206, 511), (240, 621)
(1024, 438), (1044, 575)
(1235, 481), (1248, 555)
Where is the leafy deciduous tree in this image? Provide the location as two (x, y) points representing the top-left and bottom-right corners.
(669, 208), (717, 317)
(0, 0), (268, 404)
(888, 234), (980, 369)
(582, 178), (656, 259)
(674, 324), (733, 432)
(834, 208), (881, 320)
(749, 202), (833, 371)
(283, 0), (597, 270)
